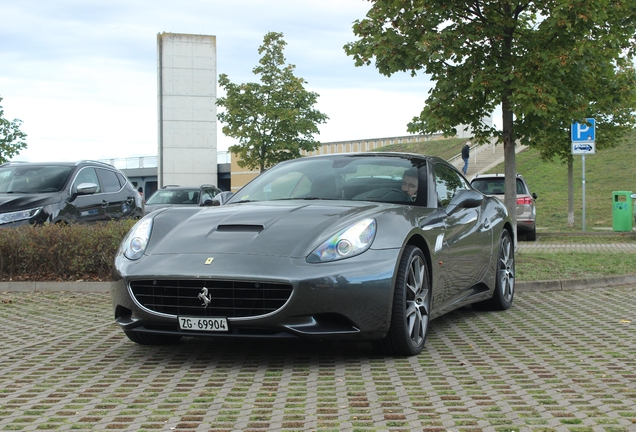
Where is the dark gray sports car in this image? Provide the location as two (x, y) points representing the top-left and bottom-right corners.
(111, 152), (515, 356)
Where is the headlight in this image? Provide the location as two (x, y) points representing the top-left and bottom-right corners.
(121, 217), (153, 260)
(307, 218), (376, 263)
(0, 207), (42, 225)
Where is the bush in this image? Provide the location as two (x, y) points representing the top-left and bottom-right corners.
(0, 220), (136, 281)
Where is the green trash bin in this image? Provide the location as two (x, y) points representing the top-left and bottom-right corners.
(612, 191), (633, 232)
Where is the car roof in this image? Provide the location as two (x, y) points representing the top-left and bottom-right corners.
(299, 151), (446, 165)
(160, 184), (216, 190)
(471, 173), (525, 180)
(0, 160), (116, 169)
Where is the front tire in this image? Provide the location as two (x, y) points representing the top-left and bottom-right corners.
(375, 245), (431, 356)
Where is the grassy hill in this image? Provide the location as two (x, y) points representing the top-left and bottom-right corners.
(377, 137), (470, 161)
(377, 133), (636, 232)
(490, 133), (636, 232)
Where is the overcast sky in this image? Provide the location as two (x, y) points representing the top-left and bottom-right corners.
(1, 0), (445, 163)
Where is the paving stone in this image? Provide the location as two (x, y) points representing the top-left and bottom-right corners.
(1, 287), (635, 431)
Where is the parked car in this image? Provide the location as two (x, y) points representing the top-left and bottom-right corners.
(470, 173), (537, 241)
(211, 191), (234, 206)
(143, 184), (223, 215)
(0, 160), (144, 227)
(112, 152), (515, 356)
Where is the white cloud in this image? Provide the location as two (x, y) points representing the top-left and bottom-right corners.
(0, 0), (446, 163)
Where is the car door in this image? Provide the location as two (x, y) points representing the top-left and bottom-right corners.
(66, 167), (109, 223)
(434, 163), (492, 304)
(97, 168), (135, 220)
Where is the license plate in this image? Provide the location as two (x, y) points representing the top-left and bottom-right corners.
(179, 317), (228, 332)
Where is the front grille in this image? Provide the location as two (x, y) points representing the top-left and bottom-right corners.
(129, 279), (293, 318)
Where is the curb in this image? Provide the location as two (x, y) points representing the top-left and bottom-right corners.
(516, 274), (636, 292)
(0, 281), (111, 293)
(2, 275), (636, 294)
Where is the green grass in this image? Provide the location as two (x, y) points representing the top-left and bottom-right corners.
(515, 252), (635, 281)
(376, 133), (636, 280)
(376, 137), (470, 161)
(378, 131), (636, 232)
(494, 137), (636, 232)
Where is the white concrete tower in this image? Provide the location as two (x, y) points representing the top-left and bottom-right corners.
(157, 33), (217, 188)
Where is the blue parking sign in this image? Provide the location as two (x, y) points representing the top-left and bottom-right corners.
(571, 118), (595, 142)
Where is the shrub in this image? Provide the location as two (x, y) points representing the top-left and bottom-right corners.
(0, 220), (136, 281)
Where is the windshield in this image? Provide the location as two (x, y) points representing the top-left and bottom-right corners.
(0, 165), (73, 193)
(228, 154), (428, 205)
(471, 178), (526, 195)
(146, 189), (200, 205)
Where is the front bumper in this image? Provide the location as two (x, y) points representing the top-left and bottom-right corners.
(111, 248), (401, 341)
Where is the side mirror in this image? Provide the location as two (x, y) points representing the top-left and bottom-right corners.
(446, 189), (483, 214)
(532, 192), (538, 200)
(212, 191), (234, 206)
(202, 199), (215, 207)
(76, 182), (98, 195)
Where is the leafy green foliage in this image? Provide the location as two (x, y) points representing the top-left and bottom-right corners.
(0, 96), (27, 163)
(217, 32), (329, 172)
(0, 220), (136, 281)
(345, 1), (636, 225)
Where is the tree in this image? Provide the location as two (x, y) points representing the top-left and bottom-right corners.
(344, 1), (636, 229)
(528, 64), (636, 227)
(0, 96), (27, 163)
(217, 32), (329, 173)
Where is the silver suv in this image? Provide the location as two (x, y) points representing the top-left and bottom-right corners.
(470, 173), (538, 241)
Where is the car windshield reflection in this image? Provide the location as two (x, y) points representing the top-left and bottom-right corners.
(0, 165), (73, 194)
(227, 154), (426, 205)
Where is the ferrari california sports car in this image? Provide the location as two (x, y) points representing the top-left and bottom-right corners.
(111, 152), (515, 356)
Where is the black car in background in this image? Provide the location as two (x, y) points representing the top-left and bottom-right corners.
(143, 184), (223, 215)
(0, 160), (144, 227)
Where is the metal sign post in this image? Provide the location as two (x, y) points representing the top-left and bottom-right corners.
(582, 155), (586, 232)
(571, 119), (596, 232)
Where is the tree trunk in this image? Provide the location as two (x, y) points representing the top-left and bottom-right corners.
(568, 157), (574, 227)
(501, 98), (517, 240)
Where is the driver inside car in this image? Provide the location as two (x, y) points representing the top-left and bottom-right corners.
(401, 168), (418, 200)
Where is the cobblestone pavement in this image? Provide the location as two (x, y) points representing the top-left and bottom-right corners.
(1, 287), (635, 432)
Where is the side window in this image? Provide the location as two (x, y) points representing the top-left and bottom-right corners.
(98, 169), (122, 193)
(201, 188), (218, 202)
(435, 164), (469, 207)
(73, 167), (101, 193)
(116, 172), (129, 188)
(516, 179), (526, 194)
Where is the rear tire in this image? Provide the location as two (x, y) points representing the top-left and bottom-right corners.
(124, 330), (182, 345)
(474, 230), (515, 311)
(525, 227), (537, 241)
(375, 245), (431, 356)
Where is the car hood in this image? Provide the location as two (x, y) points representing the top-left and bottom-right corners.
(145, 202), (205, 214)
(0, 193), (62, 212)
(147, 201), (402, 258)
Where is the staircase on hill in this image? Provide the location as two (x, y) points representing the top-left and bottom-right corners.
(448, 139), (528, 179)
